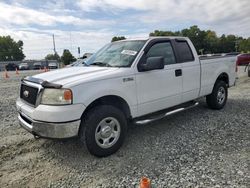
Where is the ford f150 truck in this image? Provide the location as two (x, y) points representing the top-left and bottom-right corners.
(16, 37), (237, 157)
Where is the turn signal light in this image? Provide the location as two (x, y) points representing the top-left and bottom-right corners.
(64, 90), (72, 101)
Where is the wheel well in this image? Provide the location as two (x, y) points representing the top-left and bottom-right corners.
(82, 95), (131, 120)
(216, 73), (229, 86)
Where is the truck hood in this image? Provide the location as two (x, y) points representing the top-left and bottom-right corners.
(32, 66), (120, 86)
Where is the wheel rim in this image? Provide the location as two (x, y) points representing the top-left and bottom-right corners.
(95, 117), (121, 149)
(217, 86), (226, 104)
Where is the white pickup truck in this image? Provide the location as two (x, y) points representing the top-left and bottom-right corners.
(16, 37), (237, 157)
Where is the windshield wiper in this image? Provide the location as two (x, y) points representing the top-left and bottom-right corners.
(90, 61), (112, 67)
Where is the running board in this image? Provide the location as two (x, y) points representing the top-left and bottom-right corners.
(134, 101), (199, 125)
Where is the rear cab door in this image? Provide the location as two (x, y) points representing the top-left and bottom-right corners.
(172, 38), (201, 102)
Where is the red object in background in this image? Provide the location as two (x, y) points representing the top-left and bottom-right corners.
(139, 177), (151, 188)
(237, 53), (250, 66)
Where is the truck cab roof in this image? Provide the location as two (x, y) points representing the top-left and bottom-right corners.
(116, 36), (189, 42)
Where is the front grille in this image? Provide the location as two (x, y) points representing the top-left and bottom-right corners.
(20, 84), (39, 106)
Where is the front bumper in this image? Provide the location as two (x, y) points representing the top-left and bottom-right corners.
(18, 112), (81, 138)
(16, 78), (86, 138)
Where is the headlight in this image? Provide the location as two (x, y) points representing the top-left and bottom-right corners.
(41, 88), (72, 105)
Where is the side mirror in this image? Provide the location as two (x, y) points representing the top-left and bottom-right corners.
(139, 56), (164, 72)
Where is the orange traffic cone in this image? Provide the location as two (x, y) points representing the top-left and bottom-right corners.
(4, 69), (9, 79)
(139, 177), (151, 188)
(15, 68), (19, 75)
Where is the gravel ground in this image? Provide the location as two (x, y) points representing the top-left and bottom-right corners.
(0, 68), (249, 188)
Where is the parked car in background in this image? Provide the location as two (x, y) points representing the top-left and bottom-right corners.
(237, 53), (250, 66)
(33, 62), (42, 70)
(5, 63), (18, 71)
(48, 62), (58, 69)
(19, 63), (29, 70)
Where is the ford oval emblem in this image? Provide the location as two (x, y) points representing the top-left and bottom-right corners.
(23, 90), (29, 98)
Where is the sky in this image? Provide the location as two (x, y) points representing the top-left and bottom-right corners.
(0, 0), (249, 59)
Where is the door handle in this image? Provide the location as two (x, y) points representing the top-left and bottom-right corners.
(175, 69), (182, 77)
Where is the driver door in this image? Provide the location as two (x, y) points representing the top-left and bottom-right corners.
(135, 40), (183, 117)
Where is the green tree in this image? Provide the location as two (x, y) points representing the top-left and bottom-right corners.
(61, 49), (76, 65)
(0, 35), (25, 61)
(148, 25), (250, 54)
(149, 26), (207, 54)
(239, 38), (250, 53)
(218, 34), (237, 53)
(111, 36), (126, 42)
(181, 25), (207, 54)
(45, 53), (60, 61)
(204, 30), (219, 54)
(149, 30), (180, 36)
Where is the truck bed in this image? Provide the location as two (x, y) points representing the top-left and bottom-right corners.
(199, 55), (237, 97)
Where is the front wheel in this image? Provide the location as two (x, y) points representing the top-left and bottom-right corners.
(206, 80), (228, 110)
(79, 105), (127, 157)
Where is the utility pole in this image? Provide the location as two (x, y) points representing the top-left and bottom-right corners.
(78, 47), (80, 58)
(52, 34), (60, 68)
(52, 34), (56, 54)
(69, 31), (72, 52)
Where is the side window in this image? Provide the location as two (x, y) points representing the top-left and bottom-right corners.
(146, 42), (176, 65)
(175, 41), (194, 62)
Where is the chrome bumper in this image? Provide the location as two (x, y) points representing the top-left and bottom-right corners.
(18, 112), (81, 139)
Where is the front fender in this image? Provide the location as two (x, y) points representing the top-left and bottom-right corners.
(71, 77), (138, 117)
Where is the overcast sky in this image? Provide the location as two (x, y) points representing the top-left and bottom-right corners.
(0, 0), (249, 59)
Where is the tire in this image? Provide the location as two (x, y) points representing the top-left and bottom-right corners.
(79, 105), (127, 157)
(206, 80), (228, 110)
(248, 67), (250, 77)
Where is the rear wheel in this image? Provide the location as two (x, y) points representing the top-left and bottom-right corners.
(79, 105), (127, 157)
(206, 80), (228, 110)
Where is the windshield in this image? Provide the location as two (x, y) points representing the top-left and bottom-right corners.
(83, 40), (146, 67)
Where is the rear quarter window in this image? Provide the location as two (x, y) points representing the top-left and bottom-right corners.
(175, 41), (194, 63)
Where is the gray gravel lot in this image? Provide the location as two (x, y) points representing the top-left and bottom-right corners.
(0, 68), (249, 188)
